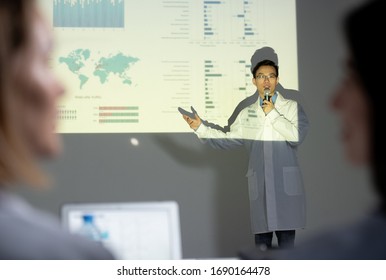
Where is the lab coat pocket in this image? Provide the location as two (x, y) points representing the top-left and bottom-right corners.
(246, 169), (258, 200)
(283, 166), (302, 196)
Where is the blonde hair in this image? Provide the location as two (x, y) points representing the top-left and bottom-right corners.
(0, 0), (48, 187)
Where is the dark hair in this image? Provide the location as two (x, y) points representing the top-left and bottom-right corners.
(344, 0), (385, 204)
(251, 59), (279, 78)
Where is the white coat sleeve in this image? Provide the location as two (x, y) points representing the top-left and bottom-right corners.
(193, 114), (244, 150)
(267, 102), (309, 146)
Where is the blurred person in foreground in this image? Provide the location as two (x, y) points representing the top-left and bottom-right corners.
(243, 0), (386, 260)
(0, 0), (114, 259)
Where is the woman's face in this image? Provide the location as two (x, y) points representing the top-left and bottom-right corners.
(330, 58), (371, 165)
(12, 11), (65, 158)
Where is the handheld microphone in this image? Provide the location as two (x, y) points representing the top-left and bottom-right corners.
(264, 88), (270, 101)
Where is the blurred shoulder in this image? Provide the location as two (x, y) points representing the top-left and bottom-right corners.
(0, 191), (114, 260)
(277, 210), (386, 260)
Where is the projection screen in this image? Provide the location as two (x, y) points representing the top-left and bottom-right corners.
(39, 0), (298, 133)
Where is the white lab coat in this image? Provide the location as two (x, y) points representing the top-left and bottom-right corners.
(195, 91), (309, 233)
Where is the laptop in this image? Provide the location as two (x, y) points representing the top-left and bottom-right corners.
(61, 201), (182, 260)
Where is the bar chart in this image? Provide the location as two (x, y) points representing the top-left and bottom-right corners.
(98, 106), (139, 124)
(53, 0), (125, 28)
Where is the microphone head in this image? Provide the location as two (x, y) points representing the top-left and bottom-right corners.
(264, 88), (270, 100)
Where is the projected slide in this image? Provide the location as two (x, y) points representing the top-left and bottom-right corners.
(39, 0), (298, 133)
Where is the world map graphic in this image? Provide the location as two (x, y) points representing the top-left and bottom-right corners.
(59, 49), (139, 89)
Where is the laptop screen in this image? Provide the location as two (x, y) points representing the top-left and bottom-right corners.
(61, 201), (182, 260)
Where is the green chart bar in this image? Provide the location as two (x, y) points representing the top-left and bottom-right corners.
(98, 106), (139, 124)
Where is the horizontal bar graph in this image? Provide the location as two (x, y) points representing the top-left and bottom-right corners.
(98, 106), (139, 124)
